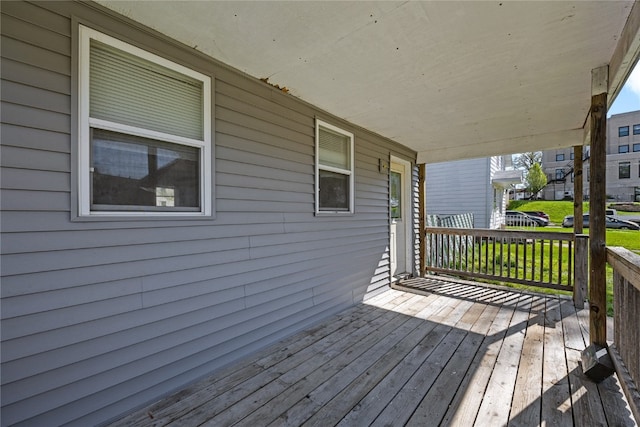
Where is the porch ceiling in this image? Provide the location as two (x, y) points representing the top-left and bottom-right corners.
(96, 1), (639, 163)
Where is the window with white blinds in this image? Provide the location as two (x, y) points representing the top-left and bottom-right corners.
(315, 119), (354, 214)
(78, 25), (212, 217)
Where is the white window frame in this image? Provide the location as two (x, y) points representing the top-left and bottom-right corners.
(315, 119), (355, 215)
(77, 25), (212, 217)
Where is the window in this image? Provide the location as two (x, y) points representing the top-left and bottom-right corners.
(555, 153), (565, 161)
(634, 124), (640, 135)
(315, 119), (354, 214)
(570, 172), (574, 183)
(619, 161), (631, 179)
(390, 171), (401, 219)
(619, 126), (630, 137)
(586, 166), (590, 182)
(619, 144), (629, 154)
(570, 152), (574, 160)
(633, 143), (640, 152)
(78, 26), (212, 217)
(555, 169), (564, 180)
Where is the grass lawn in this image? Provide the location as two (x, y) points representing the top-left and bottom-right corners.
(508, 199), (640, 224)
(500, 224), (639, 316)
(508, 200), (587, 224)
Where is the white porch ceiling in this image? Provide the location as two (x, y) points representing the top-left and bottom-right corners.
(97, 1), (639, 163)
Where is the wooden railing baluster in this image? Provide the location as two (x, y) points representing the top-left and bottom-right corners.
(423, 227), (584, 294)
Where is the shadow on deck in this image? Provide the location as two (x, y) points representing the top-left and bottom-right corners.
(110, 276), (637, 426)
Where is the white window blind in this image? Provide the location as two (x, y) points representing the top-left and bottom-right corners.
(90, 40), (204, 140)
(319, 126), (350, 170)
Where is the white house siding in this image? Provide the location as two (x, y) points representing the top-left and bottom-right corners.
(0, 2), (416, 425)
(488, 155), (507, 229)
(426, 157), (492, 228)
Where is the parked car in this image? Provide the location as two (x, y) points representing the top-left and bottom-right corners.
(562, 214), (640, 230)
(505, 210), (546, 227)
(523, 211), (550, 222)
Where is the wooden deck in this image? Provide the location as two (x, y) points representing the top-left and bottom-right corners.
(111, 277), (637, 427)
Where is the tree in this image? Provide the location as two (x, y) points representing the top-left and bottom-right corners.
(525, 163), (547, 198)
(513, 152), (542, 170)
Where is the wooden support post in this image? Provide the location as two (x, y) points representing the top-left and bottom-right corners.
(573, 234), (588, 309)
(573, 145), (584, 235)
(418, 163), (426, 277)
(588, 66), (608, 348)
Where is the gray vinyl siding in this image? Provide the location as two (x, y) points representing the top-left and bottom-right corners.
(0, 2), (416, 426)
(425, 157), (492, 228)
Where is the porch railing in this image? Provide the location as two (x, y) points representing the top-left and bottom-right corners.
(424, 227), (588, 305)
(607, 246), (640, 423)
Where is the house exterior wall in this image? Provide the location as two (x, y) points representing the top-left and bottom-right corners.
(425, 156), (507, 229)
(488, 155), (507, 229)
(606, 111), (640, 202)
(542, 110), (640, 202)
(0, 2), (416, 425)
(541, 146), (588, 200)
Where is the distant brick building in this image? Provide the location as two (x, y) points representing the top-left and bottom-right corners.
(542, 110), (640, 202)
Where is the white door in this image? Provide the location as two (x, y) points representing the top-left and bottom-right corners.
(390, 159), (411, 280)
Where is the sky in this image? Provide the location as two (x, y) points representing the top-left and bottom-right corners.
(608, 62), (640, 117)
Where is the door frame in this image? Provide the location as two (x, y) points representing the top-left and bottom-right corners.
(390, 156), (413, 278)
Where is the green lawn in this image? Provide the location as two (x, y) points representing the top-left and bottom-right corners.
(508, 200), (640, 224)
(508, 200), (587, 224)
(505, 199), (639, 315)
(500, 223), (639, 316)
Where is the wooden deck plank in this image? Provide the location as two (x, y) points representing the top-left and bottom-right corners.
(107, 278), (636, 427)
(474, 293), (533, 427)
(296, 301), (471, 426)
(124, 301), (390, 426)
(439, 293), (519, 426)
(405, 302), (495, 426)
(560, 299), (587, 351)
(305, 299), (485, 427)
(176, 297), (423, 426)
(507, 294), (546, 427)
(540, 297), (574, 426)
(335, 322), (455, 427)
(566, 348), (610, 427)
(433, 301), (501, 426)
(114, 297), (402, 426)
(369, 327), (470, 426)
(332, 295), (478, 427)
(233, 294), (444, 427)
(209, 295), (436, 427)
(153, 293), (411, 426)
(560, 300), (611, 426)
(299, 307), (452, 426)
(597, 371), (638, 427)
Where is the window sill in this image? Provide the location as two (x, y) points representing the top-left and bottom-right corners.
(315, 211), (355, 217)
(71, 212), (216, 222)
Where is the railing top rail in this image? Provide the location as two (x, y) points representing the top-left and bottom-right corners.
(425, 226), (580, 242)
(607, 246), (640, 291)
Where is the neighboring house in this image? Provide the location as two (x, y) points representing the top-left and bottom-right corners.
(426, 156), (522, 229)
(542, 110), (640, 202)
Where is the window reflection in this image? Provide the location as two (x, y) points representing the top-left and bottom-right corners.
(91, 129), (199, 210)
(390, 171), (401, 219)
